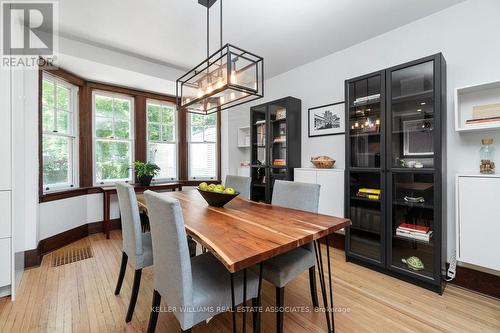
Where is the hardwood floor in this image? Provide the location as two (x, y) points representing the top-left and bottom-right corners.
(0, 230), (499, 332)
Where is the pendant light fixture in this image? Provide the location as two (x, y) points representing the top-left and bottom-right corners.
(176, 0), (264, 115)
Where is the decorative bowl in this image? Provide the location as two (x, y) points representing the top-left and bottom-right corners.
(197, 189), (240, 207)
(310, 156), (336, 169)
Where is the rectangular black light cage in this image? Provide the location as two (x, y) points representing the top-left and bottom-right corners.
(176, 43), (264, 115)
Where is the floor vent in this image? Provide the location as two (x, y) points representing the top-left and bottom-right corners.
(52, 246), (93, 267)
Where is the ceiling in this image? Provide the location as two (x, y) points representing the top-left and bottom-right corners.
(58, 0), (465, 79)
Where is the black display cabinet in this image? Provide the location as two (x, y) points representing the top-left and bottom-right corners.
(250, 97), (301, 203)
(345, 54), (447, 293)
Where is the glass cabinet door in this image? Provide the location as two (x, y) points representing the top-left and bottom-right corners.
(347, 73), (385, 264)
(348, 75), (383, 168)
(250, 105), (267, 202)
(388, 60), (436, 280)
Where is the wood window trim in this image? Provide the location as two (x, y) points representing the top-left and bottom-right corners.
(39, 65), (222, 202)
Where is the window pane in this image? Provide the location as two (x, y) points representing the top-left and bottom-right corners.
(204, 125), (216, 142)
(42, 80), (54, 110)
(114, 120), (130, 139)
(162, 107), (174, 123)
(189, 143), (216, 179)
(148, 143), (176, 179)
(95, 116), (113, 138)
(95, 140), (130, 181)
(205, 113), (217, 127)
(114, 98), (130, 119)
(42, 107), (54, 132)
(56, 110), (69, 134)
(162, 124), (174, 142)
(95, 95), (113, 117)
(148, 123), (161, 141)
(56, 85), (70, 111)
(148, 104), (161, 122)
(190, 114), (205, 142)
(42, 135), (70, 187)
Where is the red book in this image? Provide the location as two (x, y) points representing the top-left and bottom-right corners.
(398, 223), (430, 234)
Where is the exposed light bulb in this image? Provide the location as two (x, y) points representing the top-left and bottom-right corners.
(230, 70), (237, 84)
(354, 122), (359, 128)
(420, 102), (426, 105)
(206, 84), (213, 94)
(375, 119), (380, 125)
(417, 108), (422, 112)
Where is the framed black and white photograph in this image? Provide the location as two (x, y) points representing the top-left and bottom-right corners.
(308, 102), (345, 137)
(403, 119), (434, 156)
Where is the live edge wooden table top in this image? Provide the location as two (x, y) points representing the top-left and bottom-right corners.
(137, 190), (351, 273)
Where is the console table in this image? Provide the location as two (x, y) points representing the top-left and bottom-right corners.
(100, 182), (182, 239)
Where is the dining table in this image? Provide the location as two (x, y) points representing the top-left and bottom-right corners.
(137, 190), (351, 333)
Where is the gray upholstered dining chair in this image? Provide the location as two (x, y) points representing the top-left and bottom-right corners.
(114, 182), (154, 323)
(144, 190), (261, 333)
(264, 180), (321, 333)
(225, 175), (251, 199)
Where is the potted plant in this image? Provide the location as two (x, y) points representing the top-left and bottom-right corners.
(132, 161), (160, 186)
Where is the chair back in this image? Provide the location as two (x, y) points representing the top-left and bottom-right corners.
(115, 182), (143, 262)
(225, 175), (251, 199)
(144, 190), (193, 318)
(272, 180), (320, 213)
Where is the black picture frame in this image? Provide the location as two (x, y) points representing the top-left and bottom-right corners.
(308, 101), (345, 137)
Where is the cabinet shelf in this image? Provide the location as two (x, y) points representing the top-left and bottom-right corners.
(392, 90), (433, 104)
(393, 199), (433, 209)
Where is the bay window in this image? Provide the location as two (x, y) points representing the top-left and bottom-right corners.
(92, 91), (134, 185)
(147, 100), (177, 181)
(41, 74), (79, 192)
(188, 113), (217, 180)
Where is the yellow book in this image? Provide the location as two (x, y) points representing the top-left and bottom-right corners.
(358, 188), (381, 195)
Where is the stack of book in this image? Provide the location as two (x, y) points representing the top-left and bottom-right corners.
(396, 223), (432, 242)
(356, 188), (380, 201)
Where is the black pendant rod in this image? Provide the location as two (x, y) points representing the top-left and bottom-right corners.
(220, 0), (223, 49)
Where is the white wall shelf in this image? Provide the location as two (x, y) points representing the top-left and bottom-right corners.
(237, 126), (251, 148)
(455, 80), (500, 132)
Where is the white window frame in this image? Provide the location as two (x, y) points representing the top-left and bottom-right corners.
(92, 90), (135, 185)
(146, 99), (178, 182)
(187, 113), (218, 181)
(42, 73), (79, 193)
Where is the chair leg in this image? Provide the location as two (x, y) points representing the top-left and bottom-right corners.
(252, 297), (261, 333)
(126, 269), (142, 323)
(308, 266), (319, 308)
(114, 252), (128, 295)
(276, 287), (285, 333)
(181, 329), (192, 333)
(147, 290), (161, 333)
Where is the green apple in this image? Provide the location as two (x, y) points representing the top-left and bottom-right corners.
(207, 184), (216, 192)
(224, 188), (235, 195)
(198, 182), (208, 191)
(213, 186), (224, 193)
(215, 184), (225, 192)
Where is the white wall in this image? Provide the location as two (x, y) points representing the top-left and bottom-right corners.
(224, 0), (500, 260)
(39, 193), (120, 240)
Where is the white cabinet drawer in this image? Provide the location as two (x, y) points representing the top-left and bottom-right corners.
(0, 68), (11, 190)
(294, 169), (317, 184)
(457, 176), (500, 271)
(0, 238), (11, 287)
(0, 191), (11, 239)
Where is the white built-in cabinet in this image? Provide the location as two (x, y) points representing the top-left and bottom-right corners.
(294, 168), (345, 220)
(0, 66), (12, 296)
(456, 174), (500, 271)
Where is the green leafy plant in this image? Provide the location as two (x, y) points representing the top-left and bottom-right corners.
(132, 160), (161, 178)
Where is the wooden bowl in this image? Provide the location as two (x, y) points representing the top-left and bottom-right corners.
(310, 156), (336, 169)
(197, 189), (240, 207)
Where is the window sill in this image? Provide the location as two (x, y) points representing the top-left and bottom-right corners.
(39, 180), (220, 203)
(40, 187), (101, 203)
